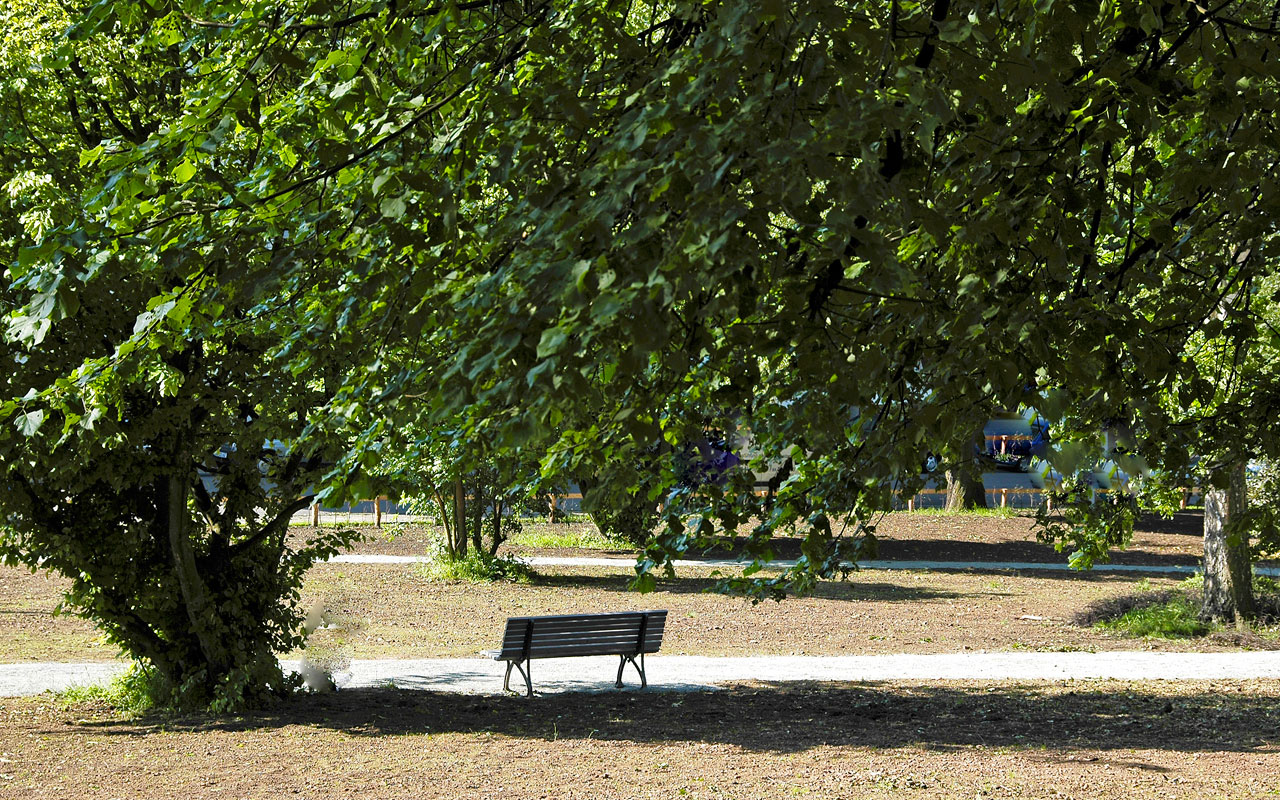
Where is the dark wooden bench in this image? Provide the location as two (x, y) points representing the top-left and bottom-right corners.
(484, 610), (667, 696)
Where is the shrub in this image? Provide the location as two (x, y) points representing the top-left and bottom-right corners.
(57, 663), (169, 715)
(419, 549), (535, 583)
(1078, 574), (1280, 638)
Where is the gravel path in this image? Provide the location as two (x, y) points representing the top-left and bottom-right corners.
(328, 553), (1280, 576)
(6, 651), (1280, 698)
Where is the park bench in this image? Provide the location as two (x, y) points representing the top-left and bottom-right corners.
(484, 610), (667, 696)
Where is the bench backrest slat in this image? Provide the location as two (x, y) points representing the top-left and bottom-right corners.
(496, 611), (667, 660)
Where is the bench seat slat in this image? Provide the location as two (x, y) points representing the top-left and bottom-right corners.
(498, 632), (659, 647)
(506, 645), (660, 660)
(499, 635), (665, 653)
(502, 618), (651, 634)
(504, 611), (661, 625)
(500, 633), (665, 650)
(501, 624), (656, 642)
(496, 646), (664, 659)
(498, 637), (662, 655)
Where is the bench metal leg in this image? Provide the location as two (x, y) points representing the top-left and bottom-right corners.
(504, 659), (533, 696)
(616, 653), (647, 689)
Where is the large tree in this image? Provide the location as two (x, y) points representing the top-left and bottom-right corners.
(0, 0), (362, 709)
(6, 0), (1280, 706)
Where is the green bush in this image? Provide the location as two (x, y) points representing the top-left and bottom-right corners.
(1096, 591), (1211, 638)
(1082, 575), (1280, 639)
(419, 549), (535, 583)
(57, 663), (168, 715)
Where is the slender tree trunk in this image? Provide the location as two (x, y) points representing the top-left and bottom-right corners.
(451, 477), (467, 557)
(433, 489), (454, 552)
(1203, 460), (1255, 628)
(489, 486), (504, 557)
(471, 480), (484, 554)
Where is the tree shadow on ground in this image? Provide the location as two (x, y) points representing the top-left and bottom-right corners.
(530, 573), (980, 602)
(69, 682), (1279, 756)
(523, 538), (1205, 569)
(1133, 511), (1204, 537)
(531, 567), (1184, 600)
(872, 538), (1202, 568)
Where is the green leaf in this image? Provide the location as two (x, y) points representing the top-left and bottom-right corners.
(198, 115), (235, 154)
(536, 328), (568, 358)
(380, 196), (407, 217)
(172, 160), (197, 183)
(16, 410), (45, 437)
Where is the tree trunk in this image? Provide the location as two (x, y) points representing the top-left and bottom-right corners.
(944, 429), (989, 511)
(470, 479), (484, 554)
(166, 473), (227, 683)
(450, 477), (467, 557)
(488, 485), (504, 557)
(1203, 460), (1254, 628)
(433, 488), (454, 552)
(945, 467), (988, 511)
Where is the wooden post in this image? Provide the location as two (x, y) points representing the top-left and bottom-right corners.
(375, 497), (383, 528)
(311, 501), (319, 527)
(907, 496), (915, 512)
(1000, 436), (1008, 455)
(1000, 488), (1008, 508)
(1180, 488), (1189, 510)
(1045, 494), (1052, 514)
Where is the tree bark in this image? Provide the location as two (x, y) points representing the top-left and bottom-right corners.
(167, 473), (227, 679)
(943, 428), (989, 511)
(450, 477), (467, 557)
(1203, 460), (1255, 628)
(488, 485), (504, 557)
(470, 480), (484, 554)
(433, 488), (456, 554)
(944, 466), (988, 510)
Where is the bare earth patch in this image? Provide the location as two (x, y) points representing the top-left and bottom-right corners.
(7, 511), (1279, 664)
(297, 564), (1278, 662)
(314, 510), (1219, 566)
(0, 566), (105, 661)
(1, 680), (1277, 799)
(6, 512), (1280, 798)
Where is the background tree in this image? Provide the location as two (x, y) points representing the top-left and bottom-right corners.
(943, 427), (990, 512)
(1164, 267), (1280, 625)
(378, 419), (558, 559)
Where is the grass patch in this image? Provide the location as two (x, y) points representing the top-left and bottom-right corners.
(906, 506), (1021, 519)
(56, 663), (161, 715)
(418, 550), (536, 583)
(508, 525), (635, 550)
(1080, 575), (1280, 639)
(1096, 591), (1210, 638)
(1078, 576), (1208, 639)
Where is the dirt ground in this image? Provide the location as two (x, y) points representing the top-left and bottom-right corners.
(297, 563), (1280, 662)
(327, 510), (1217, 567)
(4, 511), (1280, 798)
(5, 511), (1278, 663)
(2, 680), (1277, 799)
